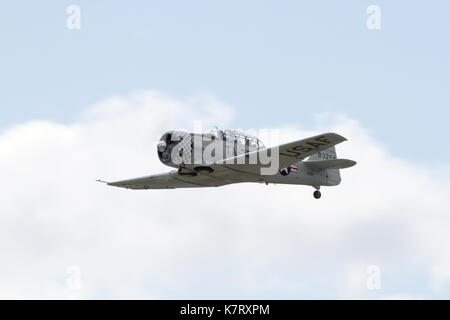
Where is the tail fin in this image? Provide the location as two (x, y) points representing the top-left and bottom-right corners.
(305, 146), (356, 186)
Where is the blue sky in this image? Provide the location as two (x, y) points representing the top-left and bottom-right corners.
(1, 1), (449, 164)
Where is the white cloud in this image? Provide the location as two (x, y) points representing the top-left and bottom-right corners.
(0, 90), (449, 299)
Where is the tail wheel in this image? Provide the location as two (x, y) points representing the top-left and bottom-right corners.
(313, 190), (321, 199)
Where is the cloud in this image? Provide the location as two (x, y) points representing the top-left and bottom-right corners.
(0, 90), (449, 299)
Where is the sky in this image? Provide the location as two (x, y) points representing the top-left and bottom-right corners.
(1, 1), (450, 299)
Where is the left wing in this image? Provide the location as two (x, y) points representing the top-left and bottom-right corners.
(100, 170), (228, 190)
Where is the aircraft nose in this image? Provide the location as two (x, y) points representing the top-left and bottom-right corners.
(157, 140), (167, 152)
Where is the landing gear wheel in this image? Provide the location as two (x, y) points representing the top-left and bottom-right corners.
(313, 190), (321, 199)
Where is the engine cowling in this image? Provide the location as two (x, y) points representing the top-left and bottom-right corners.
(156, 130), (191, 168)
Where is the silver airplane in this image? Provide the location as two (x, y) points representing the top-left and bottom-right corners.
(99, 128), (356, 199)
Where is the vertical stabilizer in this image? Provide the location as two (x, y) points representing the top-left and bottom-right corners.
(308, 147), (341, 185)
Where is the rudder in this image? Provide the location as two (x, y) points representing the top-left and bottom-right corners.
(308, 147), (341, 186)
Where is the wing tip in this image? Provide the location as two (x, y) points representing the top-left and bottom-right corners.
(97, 179), (121, 187)
(327, 132), (347, 142)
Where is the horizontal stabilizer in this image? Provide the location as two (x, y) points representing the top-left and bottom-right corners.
(303, 159), (357, 170)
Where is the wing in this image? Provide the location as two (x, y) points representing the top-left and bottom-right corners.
(213, 132), (348, 175)
(101, 170), (229, 190)
(266, 132), (347, 168)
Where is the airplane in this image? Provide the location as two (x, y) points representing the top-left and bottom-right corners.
(98, 128), (356, 199)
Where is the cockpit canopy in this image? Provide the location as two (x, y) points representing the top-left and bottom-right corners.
(209, 128), (265, 150)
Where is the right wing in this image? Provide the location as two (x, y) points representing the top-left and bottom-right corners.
(213, 132), (348, 174)
(265, 132), (348, 169)
(101, 170), (228, 190)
